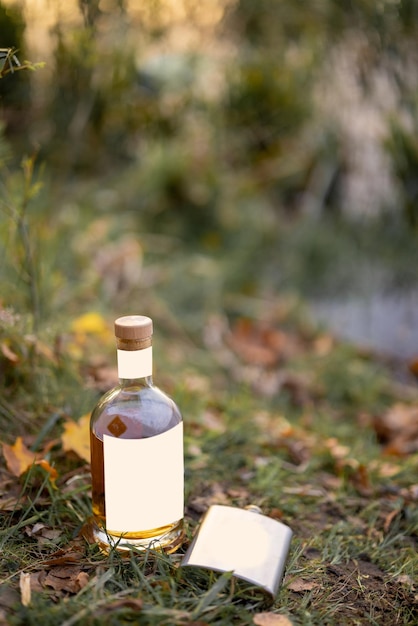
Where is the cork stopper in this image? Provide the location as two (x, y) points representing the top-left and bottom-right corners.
(114, 315), (153, 341)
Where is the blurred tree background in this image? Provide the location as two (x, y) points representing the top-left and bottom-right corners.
(1, 0), (418, 357)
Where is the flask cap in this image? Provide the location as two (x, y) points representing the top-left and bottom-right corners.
(114, 315), (153, 340)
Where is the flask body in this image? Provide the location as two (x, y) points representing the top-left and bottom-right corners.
(90, 379), (184, 553)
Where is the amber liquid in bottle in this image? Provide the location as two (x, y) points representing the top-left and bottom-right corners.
(89, 318), (184, 553)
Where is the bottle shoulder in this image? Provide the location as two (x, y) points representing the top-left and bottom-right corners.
(90, 383), (182, 440)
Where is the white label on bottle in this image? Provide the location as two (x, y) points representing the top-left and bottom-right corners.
(117, 347), (152, 379)
(103, 422), (184, 532)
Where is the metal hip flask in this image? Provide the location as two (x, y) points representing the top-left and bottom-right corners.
(181, 505), (293, 599)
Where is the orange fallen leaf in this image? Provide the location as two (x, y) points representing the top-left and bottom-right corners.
(61, 414), (91, 464)
(2, 437), (38, 477)
(2, 438), (59, 483)
(36, 459), (58, 486)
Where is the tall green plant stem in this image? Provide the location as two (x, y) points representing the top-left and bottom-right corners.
(17, 156), (42, 330)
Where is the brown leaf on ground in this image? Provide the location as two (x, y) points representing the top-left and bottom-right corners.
(85, 361), (118, 392)
(42, 550), (83, 567)
(41, 542), (85, 567)
(0, 469), (25, 510)
(61, 414), (91, 463)
(395, 574), (416, 589)
(25, 522), (47, 537)
(253, 613), (294, 625)
(102, 598), (143, 612)
(187, 482), (231, 515)
(28, 571), (46, 594)
(408, 357), (418, 378)
(400, 484), (418, 501)
(200, 408), (226, 433)
(254, 411), (313, 465)
(227, 318), (303, 367)
(383, 508), (402, 534)
(25, 524), (63, 545)
(288, 578), (319, 593)
(348, 463), (373, 496)
(203, 315), (319, 402)
(373, 403), (418, 455)
(43, 566), (89, 593)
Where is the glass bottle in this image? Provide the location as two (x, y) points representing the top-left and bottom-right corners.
(89, 315), (184, 553)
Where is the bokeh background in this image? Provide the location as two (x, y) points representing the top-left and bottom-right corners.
(1, 0), (418, 368)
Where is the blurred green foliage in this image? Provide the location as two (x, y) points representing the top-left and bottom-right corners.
(0, 3), (31, 147)
(0, 0), (417, 328)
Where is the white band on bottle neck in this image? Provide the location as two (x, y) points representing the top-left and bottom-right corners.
(117, 347), (153, 379)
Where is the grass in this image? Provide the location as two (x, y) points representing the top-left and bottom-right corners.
(0, 298), (417, 624)
(0, 5), (417, 620)
(0, 169), (417, 624)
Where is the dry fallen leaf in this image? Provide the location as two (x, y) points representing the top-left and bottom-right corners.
(85, 360), (118, 392)
(288, 578), (319, 593)
(36, 459), (58, 486)
(1, 437), (58, 483)
(325, 437), (350, 460)
(42, 544), (84, 567)
(103, 598), (143, 612)
(28, 571), (46, 594)
(43, 566), (89, 593)
(374, 461), (402, 478)
(19, 572), (31, 607)
(400, 484), (418, 502)
(200, 409), (226, 433)
(408, 358), (418, 378)
(0, 469), (25, 510)
(395, 574), (416, 589)
(25, 523), (46, 537)
(373, 403), (418, 455)
(383, 508), (402, 534)
(61, 414), (91, 463)
(253, 613), (294, 626)
(1, 341), (19, 363)
(2, 438), (38, 477)
(226, 318), (303, 368)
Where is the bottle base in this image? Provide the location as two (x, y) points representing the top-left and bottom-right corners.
(84, 518), (185, 555)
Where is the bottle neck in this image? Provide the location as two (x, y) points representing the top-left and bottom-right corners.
(116, 337), (153, 382)
(118, 374), (153, 387)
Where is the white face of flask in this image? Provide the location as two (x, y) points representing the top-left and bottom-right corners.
(181, 504), (293, 599)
